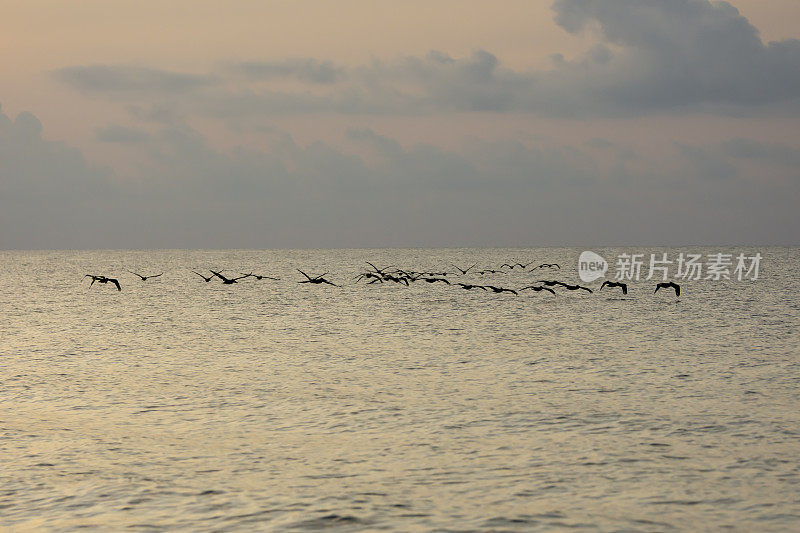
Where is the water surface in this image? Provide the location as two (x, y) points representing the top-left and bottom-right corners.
(1, 248), (799, 530)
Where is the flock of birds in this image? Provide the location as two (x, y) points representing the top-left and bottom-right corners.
(83, 261), (681, 297)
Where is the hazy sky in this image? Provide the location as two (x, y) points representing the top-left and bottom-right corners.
(2, 0), (799, 249)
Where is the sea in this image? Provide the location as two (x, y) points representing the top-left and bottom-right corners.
(1, 247), (798, 531)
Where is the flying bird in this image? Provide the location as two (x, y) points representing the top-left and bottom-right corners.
(519, 285), (556, 295)
(210, 270), (251, 284)
(536, 280), (566, 287)
(128, 270), (163, 281)
(600, 281), (628, 295)
(456, 283), (486, 291)
(241, 272), (280, 281)
(485, 285), (518, 295)
(297, 270), (339, 287)
(421, 277), (450, 285)
(654, 281), (681, 297)
(559, 283), (593, 293)
(451, 263), (478, 275)
(192, 271), (214, 282)
(535, 263), (561, 270)
(84, 274), (121, 291)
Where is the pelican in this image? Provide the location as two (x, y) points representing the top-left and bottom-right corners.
(560, 283), (593, 293)
(456, 283), (486, 291)
(451, 263), (477, 275)
(535, 263), (561, 270)
(519, 285), (556, 295)
(192, 271), (214, 282)
(297, 270), (339, 287)
(241, 272), (280, 281)
(421, 277), (450, 285)
(654, 281), (681, 297)
(536, 280), (565, 287)
(210, 270), (251, 284)
(365, 262), (395, 275)
(128, 270), (163, 281)
(600, 281), (628, 295)
(84, 274), (121, 291)
(354, 272), (383, 283)
(485, 285), (518, 295)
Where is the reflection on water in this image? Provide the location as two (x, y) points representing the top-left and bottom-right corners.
(1, 248), (799, 530)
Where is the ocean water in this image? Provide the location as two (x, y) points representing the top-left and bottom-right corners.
(1, 247), (799, 531)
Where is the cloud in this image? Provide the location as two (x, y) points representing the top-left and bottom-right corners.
(54, 65), (216, 96)
(95, 124), (149, 143)
(53, 1), (800, 118)
(3, 104), (798, 248)
(229, 59), (343, 84)
(0, 104), (122, 248)
(549, 0), (800, 113)
(676, 142), (738, 181)
(719, 137), (800, 167)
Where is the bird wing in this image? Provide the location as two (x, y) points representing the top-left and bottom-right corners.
(296, 269), (313, 281)
(109, 278), (121, 291)
(600, 281), (609, 290)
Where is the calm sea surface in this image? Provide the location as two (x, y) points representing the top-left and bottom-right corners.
(1, 248), (799, 531)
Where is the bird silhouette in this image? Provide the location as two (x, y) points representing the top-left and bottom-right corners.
(600, 281), (628, 295)
(192, 271), (214, 282)
(536, 280), (565, 287)
(451, 263), (477, 275)
(485, 285), (518, 295)
(84, 274), (121, 291)
(128, 270), (163, 281)
(654, 281), (681, 297)
(421, 277), (450, 285)
(210, 270), (251, 284)
(456, 283), (486, 291)
(519, 285), (556, 295)
(297, 270), (339, 287)
(241, 272), (280, 281)
(560, 283), (593, 293)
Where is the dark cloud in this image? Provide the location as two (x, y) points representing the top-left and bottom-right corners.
(3, 105), (798, 248)
(0, 104), (122, 248)
(550, 0), (800, 112)
(54, 65), (216, 96)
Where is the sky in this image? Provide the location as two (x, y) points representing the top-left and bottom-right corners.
(1, 0), (799, 249)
